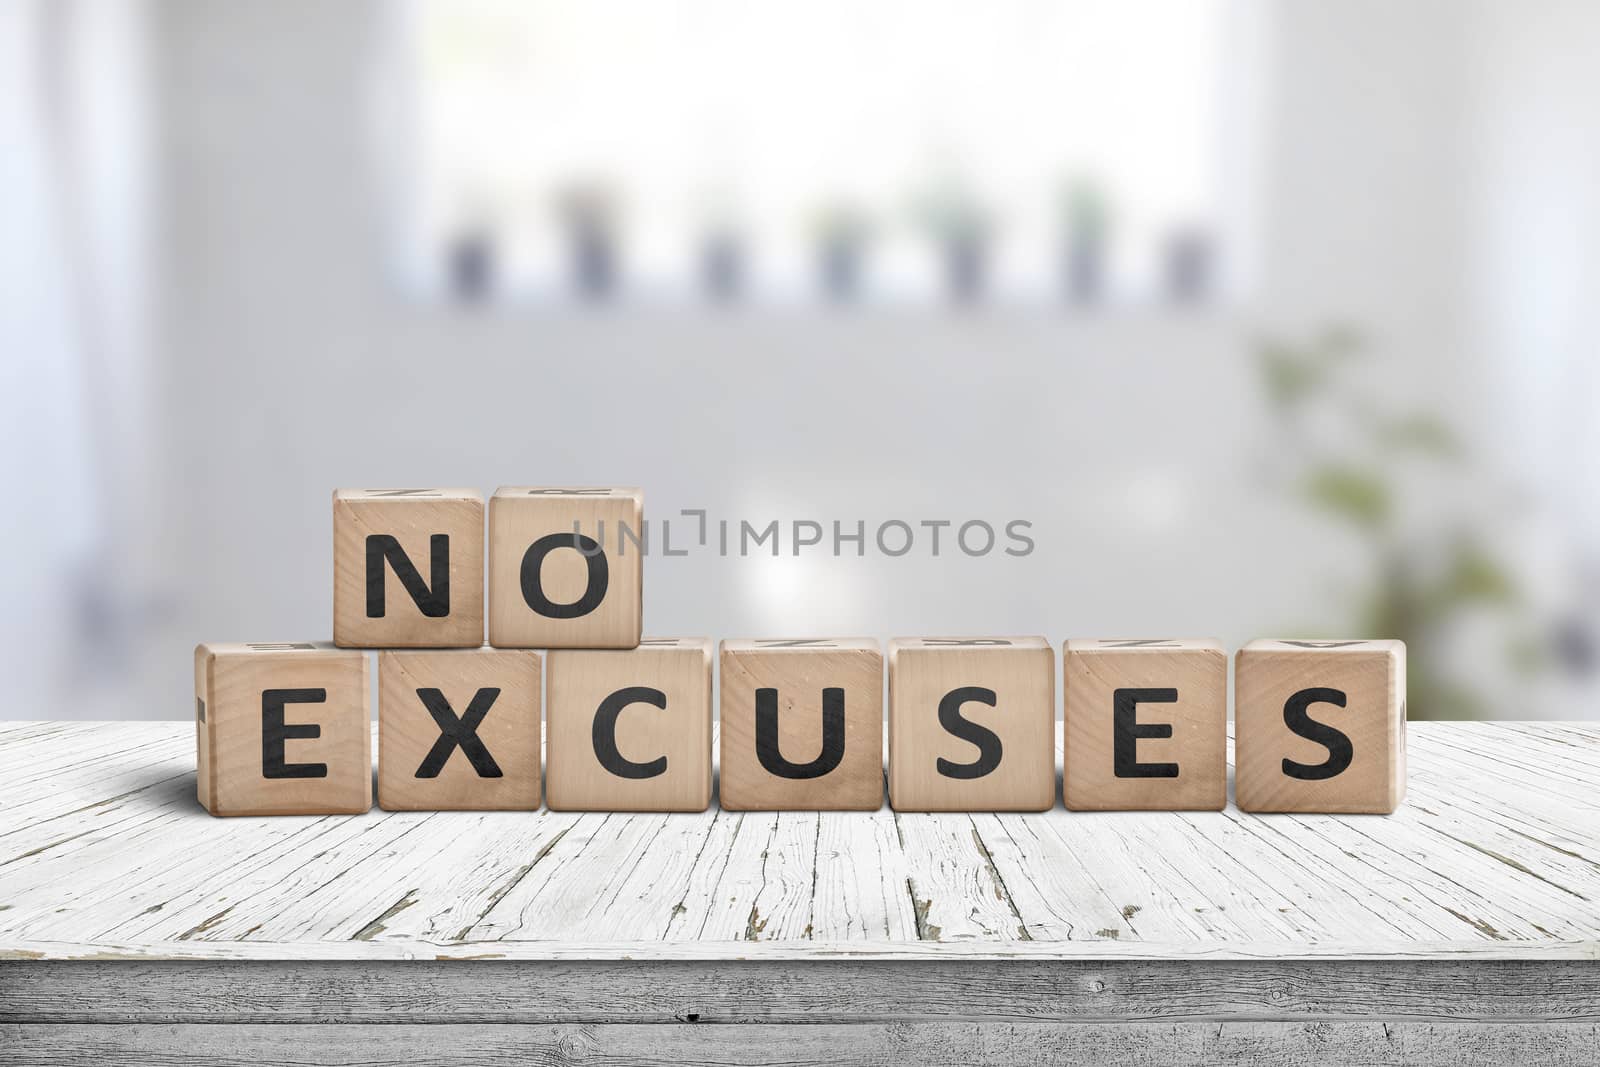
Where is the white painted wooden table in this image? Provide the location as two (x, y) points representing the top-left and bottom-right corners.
(2, 720), (1598, 1065)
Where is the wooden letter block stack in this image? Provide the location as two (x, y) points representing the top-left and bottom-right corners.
(1234, 639), (1406, 813)
(719, 639), (884, 811)
(199, 483), (1410, 817)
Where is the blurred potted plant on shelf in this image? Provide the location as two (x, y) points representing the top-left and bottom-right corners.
(911, 176), (993, 305)
(812, 201), (873, 304)
(1058, 176), (1111, 305)
(554, 181), (621, 301)
(1257, 327), (1542, 719)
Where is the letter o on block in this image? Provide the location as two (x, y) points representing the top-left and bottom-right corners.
(1234, 639), (1407, 813)
(488, 488), (643, 649)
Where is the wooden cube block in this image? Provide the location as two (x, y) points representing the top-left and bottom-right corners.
(378, 648), (542, 811)
(194, 642), (370, 816)
(719, 639), (883, 811)
(1063, 639), (1226, 811)
(887, 637), (1055, 812)
(333, 488), (484, 648)
(488, 487), (643, 649)
(546, 638), (713, 812)
(1235, 639), (1406, 813)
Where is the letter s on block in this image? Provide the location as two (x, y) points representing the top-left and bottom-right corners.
(1281, 687), (1354, 780)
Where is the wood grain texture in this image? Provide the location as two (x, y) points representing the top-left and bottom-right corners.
(546, 640), (713, 812)
(1063, 639), (1227, 811)
(486, 487), (643, 649)
(378, 648), (541, 811)
(719, 640), (884, 811)
(1235, 640), (1406, 813)
(888, 638), (1055, 812)
(193, 644), (370, 817)
(332, 488), (484, 648)
(1, 1020), (1597, 1067)
(3, 722), (1599, 963)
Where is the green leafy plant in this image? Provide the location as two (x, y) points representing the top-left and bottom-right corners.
(1257, 328), (1536, 719)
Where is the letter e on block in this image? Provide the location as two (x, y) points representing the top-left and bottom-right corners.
(488, 487), (643, 649)
(720, 639), (883, 811)
(195, 642), (370, 816)
(1235, 639), (1406, 813)
(333, 488), (485, 648)
(377, 648), (542, 811)
(545, 639), (713, 812)
(1063, 639), (1227, 811)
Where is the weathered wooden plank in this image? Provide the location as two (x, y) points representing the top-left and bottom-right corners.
(2, 1020), (1597, 1066)
(4, 960), (1600, 1024)
(893, 812), (1027, 941)
(810, 807), (917, 940)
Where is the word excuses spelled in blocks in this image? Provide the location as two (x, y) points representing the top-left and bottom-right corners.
(198, 484), (1409, 816)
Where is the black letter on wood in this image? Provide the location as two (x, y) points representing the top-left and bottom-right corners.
(262, 688), (327, 779)
(416, 687), (503, 778)
(520, 533), (608, 618)
(1114, 688), (1180, 778)
(593, 686), (669, 779)
(1281, 687), (1354, 779)
(936, 686), (1003, 779)
(366, 534), (450, 618)
(756, 688), (845, 779)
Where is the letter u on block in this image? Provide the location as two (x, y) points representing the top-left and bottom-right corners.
(719, 639), (883, 811)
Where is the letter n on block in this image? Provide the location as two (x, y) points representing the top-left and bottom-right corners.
(194, 642), (370, 816)
(1064, 639), (1227, 811)
(887, 638), (1055, 812)
(488, 487), (643, 649)
(378, 649), (542, 811)
(333, 488), (484, 648)
(545, 639), (713, 812)
(1235, 639), (1406, 813)
(719, 639), (883, 811)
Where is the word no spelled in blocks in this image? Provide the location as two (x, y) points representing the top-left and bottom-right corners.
(1235, 639), (1406, 813)
(333, 487), (644, 650)
(195, 642), (370, 817)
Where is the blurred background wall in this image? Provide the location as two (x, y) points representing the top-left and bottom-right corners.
(3, 0), (1598, 721)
